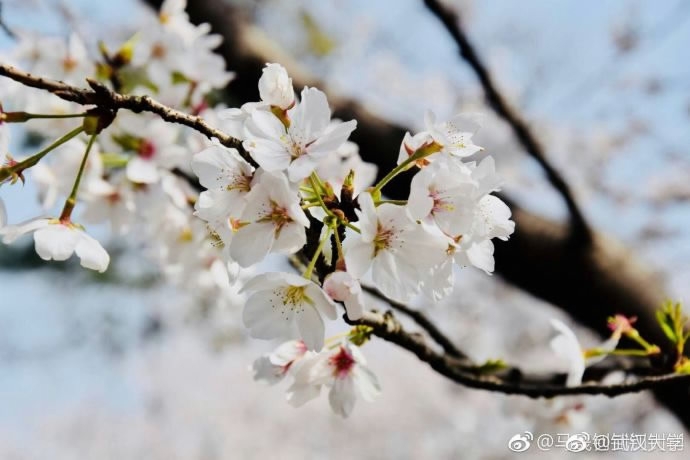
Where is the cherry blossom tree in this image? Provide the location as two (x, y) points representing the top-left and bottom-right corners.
(0, 0), (689, 448)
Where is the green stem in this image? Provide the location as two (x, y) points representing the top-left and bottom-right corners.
(609, 349), (656, 357)
(378, 199), (407, 206)
(333, 224), (345, 260)
(304, 226), (331, 279)
(309, 174), (335, 218)
(309, 171), (327, 193)
(372, 147), (435, 194)
(24, 112), (88, 120)
(344, 221), (361, 234)
(59, 133), (98, 221)
(628, 332), (656, 352)
(0, 126), (84, 183)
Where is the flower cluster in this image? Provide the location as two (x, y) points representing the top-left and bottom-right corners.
(253, 339), (380, 418)
(0, 0), (235, 303)
(0, 0), (517, 417)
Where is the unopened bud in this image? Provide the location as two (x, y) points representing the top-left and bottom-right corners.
(83, 109), (116, 135)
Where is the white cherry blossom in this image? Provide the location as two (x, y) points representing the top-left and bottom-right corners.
(230, 171), (309, 267)
(396, 131), (434, 166)
(550, 319), (622, 387)
(191, 143), (255, 246)
(252, 340), (309, 385)
(244, 87), (357, 182)
(241, 272), (338, 350)
(114, 115), (187, 184)
(407, 157), (477, 236)
(323, 270), (365, 320)
(1, 217), (109, 272)
(425, 111), (483, 158)
(287, 343), (380, 417)
(343, 192), (446, 301)
(258, 63), (294, 109)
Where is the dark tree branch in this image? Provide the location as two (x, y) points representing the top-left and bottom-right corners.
(362, 285), (467, 359)
(422, 0), (591, 243)
(0, 63), (252, 164)
(346, 310), (689, 398)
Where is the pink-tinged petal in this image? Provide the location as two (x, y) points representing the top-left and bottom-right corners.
(230, 221), (275, 267)
(269, 340), (307, 367)
(74, 231), (110, 272)
(33, 224), (79, 262)
(323, 271), (352, 302)
(297, 305), (325, 351)
(329, 377), (356, 417)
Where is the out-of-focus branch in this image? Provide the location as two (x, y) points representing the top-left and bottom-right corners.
(422, 0), (590, 243)
(0, 2), (16, 39)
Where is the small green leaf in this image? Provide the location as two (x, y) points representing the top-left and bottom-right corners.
(656, 310), (678, 343)
(475, 358), (507, 374)
(300, 11), (336, 57)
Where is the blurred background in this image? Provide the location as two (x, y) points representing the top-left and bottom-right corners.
(1, 0), (689, 458)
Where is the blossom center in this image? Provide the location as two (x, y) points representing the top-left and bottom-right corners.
(151, 42), (167, 59)
(138, 139), (156, 159)
(430, 189), (455, 214)
(258, 200), (294, 237)
(373, 221), (395, 256)
(226, 173), (252, 192)
(329, 346), (355, 378)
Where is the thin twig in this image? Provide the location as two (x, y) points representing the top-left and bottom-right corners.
(0, 63), (253, 164)
(362, 285), (467, 359)
(422, 0), (591, 243)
